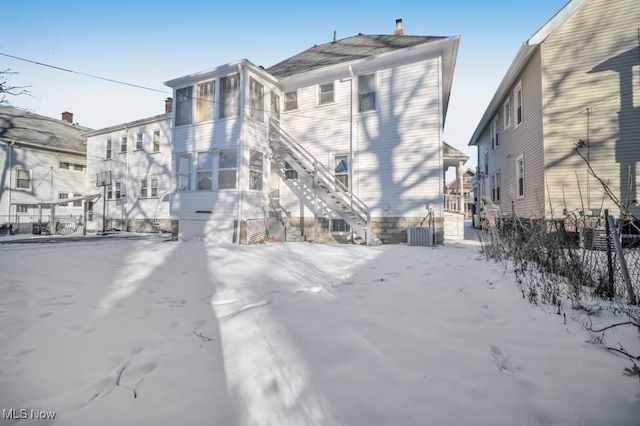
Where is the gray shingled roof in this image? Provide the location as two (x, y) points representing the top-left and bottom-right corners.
(0, 105), (90, 153)
(267, 34), (445, 78)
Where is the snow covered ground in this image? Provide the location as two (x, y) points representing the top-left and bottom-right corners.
(1, 236), (639, 425)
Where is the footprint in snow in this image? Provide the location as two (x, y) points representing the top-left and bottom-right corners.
(490, 345), (514, 373)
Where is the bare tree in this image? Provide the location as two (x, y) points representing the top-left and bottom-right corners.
(0, 69), (31, 104)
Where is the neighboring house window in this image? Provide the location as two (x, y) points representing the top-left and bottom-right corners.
(484, 151), (488, 175)
(284, 161), (297, 180)
(491, 171), (501, 202)
(331, 219), (351, 233)
(334, 154), (349, 189)
(73, 193), (83, 207)
(136, 132), (143, 150)
(516, 155), (525, 198)
(140, 178), (158, 198)
(60, 161), (70, 169)
(514, 82), (523, 127)
(249, 77), (264, 122)
(176, 153), (192, 191)
(16, 168), (31, 189)
(17, 205), (29, 213)
(220, 74), (240, 119)
(120, 136), (127, 153)
(59, 192), (69, 207)
(197, 152), (213, 191)
(358, 73), (376, 112)
(152, 130), (161, 152)
(249, 150), (264, 190)
(176, 86), (193, 126)
(140, 179), (148, 198)
(271, 92), (280, 120)
(151, 178), (158, 197)
(107, 183), (113, 199)
(197, 80), (215, 123)
(115, 182), (121, 199)
(284, 91), (298, 111)
(106, 139), (112, 159)
(218, 148), (237, 189)
(503, 98), (511, 129)
(491, 116), (499, 149)
(318, 82), (334, 105)
(74, 164), (85, 172)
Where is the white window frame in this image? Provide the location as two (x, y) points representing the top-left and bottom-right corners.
(197, 80), (215, 123)
(484, 151), (488, 175)
(249, 149), (264, 191)
(140, 178), (159, 198)
(106, 139), (112, 159)
(196, 151), (213, 191)
(358, 73), (376, 112)
(330, 219), (351, 235)
(176, 153), (192, 191)
(73, 193), (83, 207)
(59, 192), (69, 207)
(491, 116), (499, 150)
(503, 97), (511, 129)
(284, 90), (298, 112)
(16, 204), (29, 213)
(220, 74), (240, 119)
(16, 168), (31, 190)
(60, 161), (70, 170)
(491, 171), (501, 203)
(120, 135), (127, 153)
(135, 132), (143, 150)
(73, 164), (85, 172)
(334, 153), (349, 190)
(318, 82), (335, 105)
(176, 86), (193, 126)
(249, 77), (264, 122)
(152, 130), (161, 153)
(217, 148), (238, 190)
(271, 91), (281, 121)
(516, 154), (525, 199)
(514, 81), (523, 128)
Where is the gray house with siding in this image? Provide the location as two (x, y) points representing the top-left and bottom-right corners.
(469, 0), (640, 220)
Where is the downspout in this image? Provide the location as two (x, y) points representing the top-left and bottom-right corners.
(124, 124), (130, 231)
(7, 141), (15, 217)
(235, 63), (245, 244)
(348, 66), (355, 243)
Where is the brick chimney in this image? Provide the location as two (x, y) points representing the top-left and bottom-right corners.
(165, 97), (173, 114)
(61, 111), (73, 123)
(394, 19), (404, 36)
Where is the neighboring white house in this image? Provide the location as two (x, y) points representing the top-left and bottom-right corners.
(0, 106), (90, 233)
(164, 20), (460, 244)
(84, 103), (172, 233)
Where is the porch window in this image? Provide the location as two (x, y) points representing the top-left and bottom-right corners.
(73, 194), (83, 207)
(249, 77), (264, 122)
(516, 155), (524, 198)
(220, 74), (240, 119)
(249, 150), (264, 190)
(491, 116), (499, 149)
(106, 139), (112, 159)
(271, 92), (280, 120)
(197, 81), (215, 123)
(503, 97), (511, 129)
(197, 152), (213, 191)
(16, 168), (31, 189)
(136, 132), (143, 150)
(176, 153), (192, 191)
(318, 82), (334, 105)
(59, 192), (69, 207)
(284, 161), (297, 180)
(284, 90), (297, 111)
(358, 73), (376, 112)
(17, 205), (29, 213)
(514, 81), (523, 127)
(176, 86), (193, 126)
(218, 148), (237, 189)
(331, 219), (351, 233)
(334, 154), (349, 189)
(120, 136), (127, 153)
(152, 130), (161, 152)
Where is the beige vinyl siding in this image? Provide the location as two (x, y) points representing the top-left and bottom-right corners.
(542, 0), (640, 216)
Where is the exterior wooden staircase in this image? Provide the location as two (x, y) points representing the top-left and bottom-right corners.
(268, 119), (382, 246)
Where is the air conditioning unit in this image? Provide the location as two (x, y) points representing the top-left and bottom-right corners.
(408, 227), (433, 247)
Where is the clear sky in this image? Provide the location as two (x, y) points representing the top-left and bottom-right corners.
(2, 0), (570, 176)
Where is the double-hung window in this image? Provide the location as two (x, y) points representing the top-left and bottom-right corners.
(106, 139), (112, 159)
(73, 194), (83, 207)
(59, 192), (69, 207)
(16, 168), (31, 189)
(176, 86), (193, 126)
(197, 152), (213, 191)
(284, 91), (297, 111)
(503, 98), (511, 129)
(197, 81), (215, 123)
(491, 171), (501, 203)
(334, 154), (349, 189)
(17, 205), (29, 213)
(60, 161), (70, 170)
(140, 178), (159, 198)
(318, 82), (334, 105)
(120, 136), (127, 153)
(152, 130), (161, 152)
(491, 116), (499, 149)
(249, 150), (264, 190)
(220, 74), (240, 119)
(358, 73), (376, 112)
(514, 82), (523, 127)
(218, 148), (237, 189)
(249, 78), (264, 122)
(136, 132), (143, 150)
(176, 153), (192, 191)
(284, 161), (297, 180)
(115, 182), (121, 199)
(516, 155), (525, 198)
(271, 92), (280, 121)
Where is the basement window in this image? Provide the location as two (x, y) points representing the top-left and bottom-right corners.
(331, 219), (351, 233)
